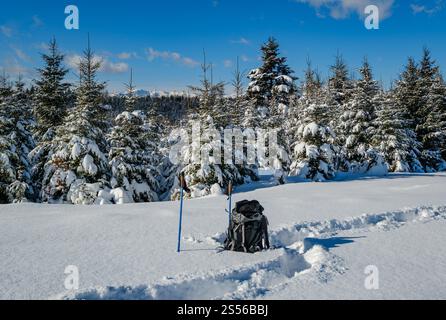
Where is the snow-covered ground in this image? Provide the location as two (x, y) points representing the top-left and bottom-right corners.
(1, 173), (446, 300)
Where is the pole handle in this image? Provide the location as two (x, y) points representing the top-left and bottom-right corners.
(179, 173), (185, 189)
(227, 181), (233, 228)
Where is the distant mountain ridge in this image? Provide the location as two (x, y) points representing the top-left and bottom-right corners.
(110, 89), (196, 98)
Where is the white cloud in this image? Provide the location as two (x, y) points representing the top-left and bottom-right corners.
(1, 57), (32, 76)
(0, 25), (13, 37)
(102, 61), (129, 73)
(411, 1), (444, 15)
(117, 52), (138, 59)
(224, 59), (233, 68)
(118, 52), (131, 59)
(66, 54), (82, 69)
(12, 47), (32, 63)
(32, 15), (44, 27)
(182, 57), (199, 67)
(410, 4), (426, 14)
(231, 37), (251, 45)
(171, 52), (181, 60)
(146, 48), (175, 61)
(295, 0), (395, 19)
(66, 54), (129, 74)
(145, 47), (199, 67)
(241, 55), (250, 62)
(34, 42), (49, 51)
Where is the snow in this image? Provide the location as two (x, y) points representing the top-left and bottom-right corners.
(320, 143), (335, 161)
(1, 173), (446, 300)
(251, 85), (261, 93)
(289, 161), (310, 178)
(302, 122), (320, 138)
(346, 135), (356, 148)
(275, 75), (294, 84)
(82, 154), (98, 176)
(305, 145), (319, 158)
(366, 159), (389, 176)
(277, 103), (288, 115)
(110, 188), (133, 205)
(275, 84), (289, 93)
(67, 181), (103, 205)
(210, 183), (223, 196)
(294, 142), (306, 156)
(71, 143), (82, 159)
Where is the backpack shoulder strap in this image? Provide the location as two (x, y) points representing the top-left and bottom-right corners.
(241, 224), (248, 253)
(225, 221), (235, 250)
(261, 216), (270, 249)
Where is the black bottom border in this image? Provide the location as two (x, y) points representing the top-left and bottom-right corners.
(1, 300), (444, 318)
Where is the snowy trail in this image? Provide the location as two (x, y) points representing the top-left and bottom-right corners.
(3, 174), (446, 300)
(57, 205), (446, 300)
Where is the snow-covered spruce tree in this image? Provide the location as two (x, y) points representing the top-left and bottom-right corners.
(372, 90), (423, 172)
(107, 70), (160, 203)
(245, 37), (296, 184)
(170, 53), (255, 199)
(272, 55), (298, 117)
(327, 53), (353, 107)
(158, 101), (196, 201)
(338, 59), (387, 174)
(327, 54), (353, 144)
(0, 72), (17, 203)
(264, 95), (293, 184)
(301, 60), (323, 104)
(41, 39), (110, 204)
(393, 57), (421, 128)
(187, 53), (221, 121)
(146, 95), (191, 202)
(391, 57), (424, 171)
(228, 57), (247, 128)
(30, 38), (70, 201)
(247, 37), (280, 113)
(176, 117), (238, 199)
(10, 78), (36, 202)
(227, 58), (260, 183)
(33, 38), (70, 137)
(265, 42), (297, 184)
(289, 62), (338, 181)
(242, 97), (263, 130)
(0, 119), (17, 203)
(416, 48), (439, 122)
(157, 134), (179, 201)
(415, 48), (446, 171)
(0, 75), (36, 203)
(417, 74), (446, 171)
(287, 60), (321, 128)
(246, 38), (296, 119)
(241, 99), (263, 188)
(244, 41), (272, 130)
(0, 70), (12, 101)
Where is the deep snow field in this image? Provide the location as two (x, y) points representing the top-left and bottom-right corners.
(1, 173), (446, 300)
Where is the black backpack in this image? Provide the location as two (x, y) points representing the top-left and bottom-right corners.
(224, 200), (270, 253)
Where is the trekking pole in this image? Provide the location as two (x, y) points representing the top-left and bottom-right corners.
(227, 181), (233, 228)
(177, 173), (185, 253)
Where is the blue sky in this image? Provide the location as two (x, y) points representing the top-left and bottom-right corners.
(0, 0), (445, 93)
